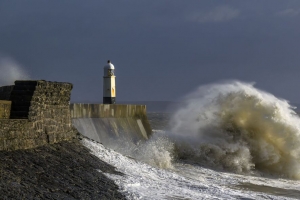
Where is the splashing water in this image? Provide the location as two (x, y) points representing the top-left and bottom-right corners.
(101, 132), (174, 169)
(83, 138), (300, 199)
(0, 56), (30, 85)
(169, 81), (300, 179)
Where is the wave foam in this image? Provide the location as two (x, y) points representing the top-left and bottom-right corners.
(102, 134), (174, 169)
(169, 81), (300, 179)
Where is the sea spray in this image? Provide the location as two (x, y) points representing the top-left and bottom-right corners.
(102, 132), (174, 169)
(0, 56), (30, 85)
(82, 138), (300, 199)
(169, 81), (300, 179)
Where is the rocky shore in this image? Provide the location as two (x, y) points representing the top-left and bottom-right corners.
(0, 138), (126, 200)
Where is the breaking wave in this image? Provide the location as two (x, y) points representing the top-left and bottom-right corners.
(169, 81), (300, 179)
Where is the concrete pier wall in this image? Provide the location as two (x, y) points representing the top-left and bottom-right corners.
(70, 104), (152, 143)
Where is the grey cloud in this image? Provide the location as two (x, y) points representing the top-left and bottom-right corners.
(1, 1), (300, 102)
(276, 8), (300, 16)
(187, 5), (240, 23)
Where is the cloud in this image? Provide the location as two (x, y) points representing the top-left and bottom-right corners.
(187, 5), (240, 23)
(0, 56), (30, 86)
(276, 8), (300, 17)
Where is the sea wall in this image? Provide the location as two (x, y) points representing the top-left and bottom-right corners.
(70, 104), (152, 143)
(0, 80), (77, 151)
(0, 80), (152, 150)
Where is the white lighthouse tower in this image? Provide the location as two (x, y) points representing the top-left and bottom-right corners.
(103, 60), (116, 104)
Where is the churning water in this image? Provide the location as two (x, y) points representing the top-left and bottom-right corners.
(83, 81), (300, 199)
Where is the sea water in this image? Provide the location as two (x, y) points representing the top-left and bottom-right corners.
(83, 81), (300, 199)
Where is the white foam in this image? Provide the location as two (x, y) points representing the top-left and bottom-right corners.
(98, 134), (174, 169)
(82, 138), (299, 199)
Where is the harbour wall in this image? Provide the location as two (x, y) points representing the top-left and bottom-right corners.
(0, 80), (152, 151)
(70, 104), (152, 144)
(0, 80), (77, 151)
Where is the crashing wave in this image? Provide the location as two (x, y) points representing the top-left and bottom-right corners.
(169, 81), (300, 179)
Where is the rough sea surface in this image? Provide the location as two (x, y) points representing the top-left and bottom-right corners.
(83, 119), (300, 200)
(82, 81), (300, 199)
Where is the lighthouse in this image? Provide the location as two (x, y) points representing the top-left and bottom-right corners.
(103, 60), (116, 104)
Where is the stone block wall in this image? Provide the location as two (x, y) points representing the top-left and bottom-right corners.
(26, 81), (74, 142)
(0, 100), (11, 119)
(0, 80), (77, 151)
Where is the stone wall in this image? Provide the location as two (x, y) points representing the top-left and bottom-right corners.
(0, 80), (77, 151)
(0, 100), (11, 119)
(0, 80), (152, 150)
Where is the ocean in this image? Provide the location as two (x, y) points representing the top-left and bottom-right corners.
(83, 81), (300, 199)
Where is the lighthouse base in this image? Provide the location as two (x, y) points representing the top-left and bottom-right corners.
(103, 97), (116, 104)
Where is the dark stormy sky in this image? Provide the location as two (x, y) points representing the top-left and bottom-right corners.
(0, 0), (300, 103)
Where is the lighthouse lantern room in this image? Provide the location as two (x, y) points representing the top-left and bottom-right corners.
(103, 60), (116, 104)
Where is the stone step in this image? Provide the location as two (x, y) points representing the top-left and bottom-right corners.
(10, 111), (29, 119)
(10, 95), (33, 102)
(10, 106), (30, 112)
(12, 85), (36, 91)
(10, 90), (36, 96)
(10, 102), (31, 107)
(14, 81), (38, 86)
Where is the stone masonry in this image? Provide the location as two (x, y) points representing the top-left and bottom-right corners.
(0, 80), (77, 151)
(0, 100), (11, 119)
